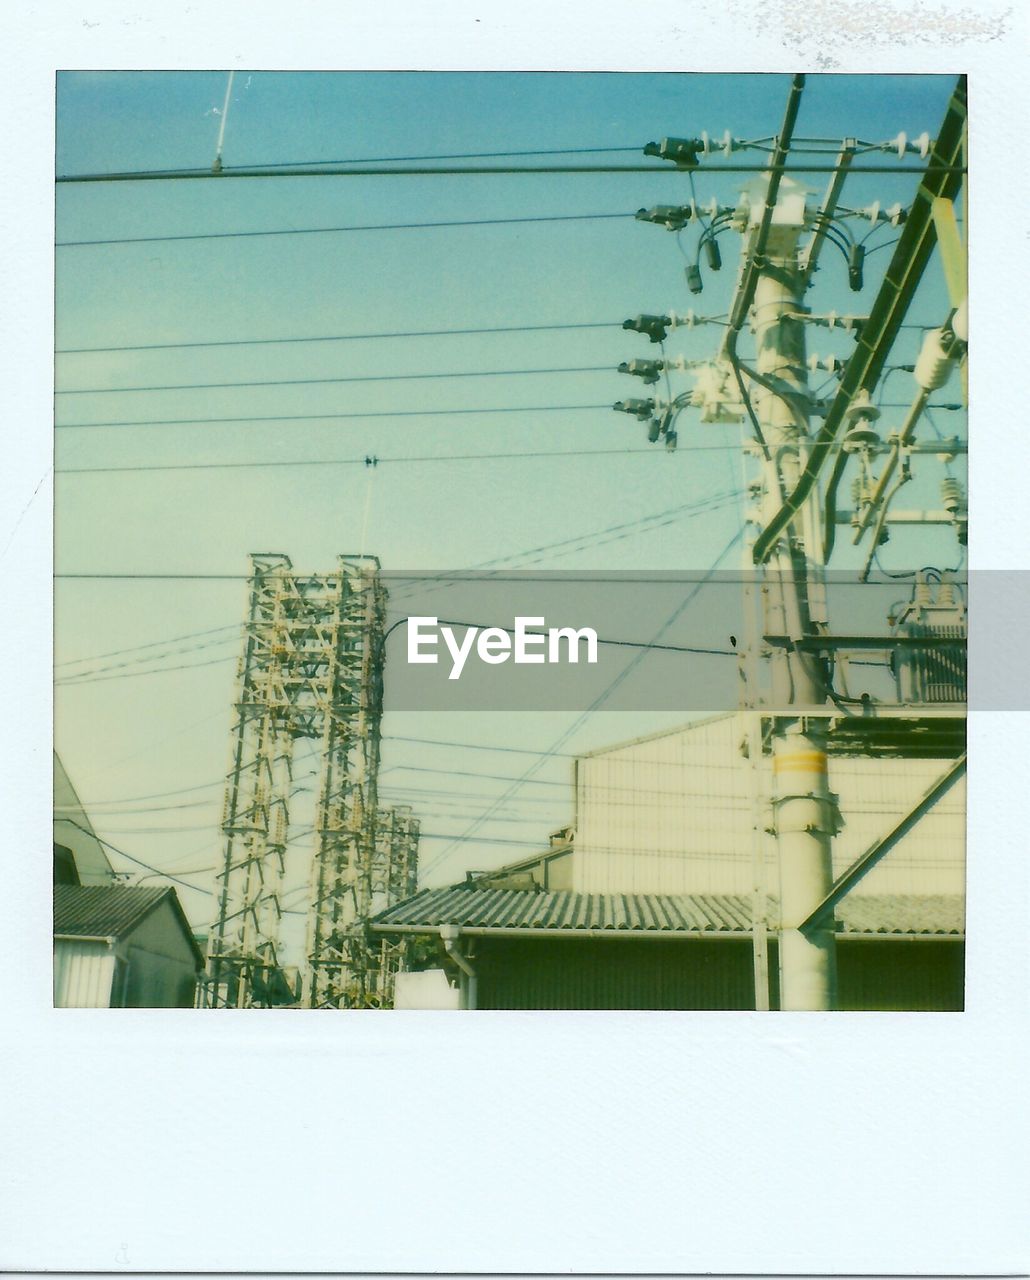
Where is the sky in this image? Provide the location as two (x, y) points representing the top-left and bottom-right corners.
(53, 70), (966, 940)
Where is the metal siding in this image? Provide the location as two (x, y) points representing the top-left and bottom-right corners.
(54, 884), (169, 937)
(475, 937), (755, 1010)
(120, 900), (200, 1008)
(54, 941), (115, 1007)
(574, 713), (964, 902)
(836, 939), (964, 1011)
(575, 715), (751, 895)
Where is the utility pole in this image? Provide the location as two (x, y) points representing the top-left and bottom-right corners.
(724, 76), (838, 1010)
(616, 74), (967, 1013)
(749, 232), (838, 1011)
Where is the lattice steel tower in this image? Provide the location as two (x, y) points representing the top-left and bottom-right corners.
(369, 805), (421, 1006)
(201, 553), (398, 1009)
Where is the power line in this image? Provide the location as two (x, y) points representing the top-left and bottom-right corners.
(67, 146), (645, 181)
(55, 403), (612, 431)
(418, 526), (743, 879)
(55, 320), (620, 355)
(431, 617), (734, 658)
(60, 778), (226, 804)
(55, 490), (742, 583)
(56, 161), (963, 183)
(55, 622), (239, 667)
(57, 211), (633, 249)
(212, 140), (944, 171)
(55, 796), (219, 816)
(56, 445), (739, 476)
(55, 491), (741, 686)
(53, 316), (929, 357)
(60, 818), (215, 895)
(56, 653), (237, 684)
(56, 364), (615, 397)
(55, 632), (237, 682)
(384, 735), (573, 758)
(54, 401), (963, 433)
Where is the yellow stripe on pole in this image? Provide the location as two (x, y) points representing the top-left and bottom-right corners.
(772, 750), (828, 774)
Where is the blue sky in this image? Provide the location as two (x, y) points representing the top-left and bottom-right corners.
(53, 71), (966, 931)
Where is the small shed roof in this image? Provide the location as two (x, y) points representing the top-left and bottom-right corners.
(371, 884), (963, 939)
(54, 884), (205, 966)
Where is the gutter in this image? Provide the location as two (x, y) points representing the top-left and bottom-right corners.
(439, 923), (478, 1010)
(372, 923), (960, 943)
(374, 923), (754, 942)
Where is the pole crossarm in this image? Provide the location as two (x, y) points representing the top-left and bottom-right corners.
(751, 75), (967, 565)
(797, 751), (966, 934)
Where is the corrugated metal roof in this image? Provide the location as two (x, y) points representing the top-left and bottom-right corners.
(54, 884), (173, 940)
(837, 893), (963, 937)
(371, 885), (963, 937)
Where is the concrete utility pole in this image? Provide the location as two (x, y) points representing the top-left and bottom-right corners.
(727, 80), (837, 1011)
(619, 75), (966, 1012)
(750, 240), (838, 1010)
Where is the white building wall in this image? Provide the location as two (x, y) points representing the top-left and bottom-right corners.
(53, 752), (116, 885)
(573, 713), (964, 901)
(54, 940), (116, 1007)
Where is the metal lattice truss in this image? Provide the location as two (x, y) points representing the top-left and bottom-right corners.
(368, 806), (421, 1007)
(202, 553), (418, 1009)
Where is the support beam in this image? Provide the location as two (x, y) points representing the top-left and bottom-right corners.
(798, 753), (966, 933)
(931, 196), (966, 309)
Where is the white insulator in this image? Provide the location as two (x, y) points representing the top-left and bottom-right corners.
(915, 131), (931, 158)
(894, 131), (907, 157)
(913, 328), (954, 390)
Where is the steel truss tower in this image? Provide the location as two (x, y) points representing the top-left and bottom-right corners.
(201, 553), (416, 1009)
(369, 805), (421, 1007)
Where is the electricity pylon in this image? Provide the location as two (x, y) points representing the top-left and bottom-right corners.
(202, 553), (411, 1009)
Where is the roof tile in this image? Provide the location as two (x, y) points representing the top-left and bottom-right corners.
(55, 884), (172, 939)
(371, 884), (963, 938)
